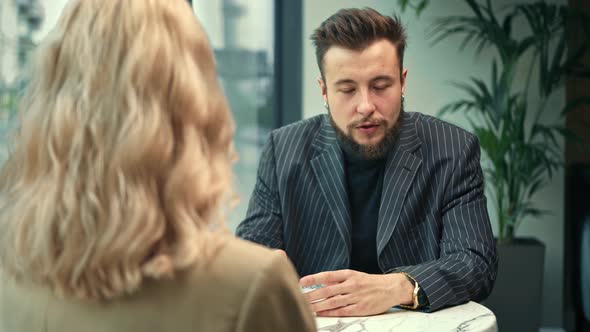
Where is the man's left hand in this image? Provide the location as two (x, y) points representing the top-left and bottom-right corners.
(299, 269), (414, 317)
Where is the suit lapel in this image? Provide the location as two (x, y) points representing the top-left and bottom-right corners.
(310, 116), (351, 253)
(377, 112), (422, 256)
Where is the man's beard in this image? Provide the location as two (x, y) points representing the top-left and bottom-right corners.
(329, 106), (403, 160)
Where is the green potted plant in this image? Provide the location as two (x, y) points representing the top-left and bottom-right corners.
(413, 0), (590, 330)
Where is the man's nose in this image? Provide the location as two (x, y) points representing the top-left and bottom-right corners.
(356, 90), (376, 116)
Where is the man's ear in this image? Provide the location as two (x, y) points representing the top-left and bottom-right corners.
(401, 68), (408, 95)
(318, 76), (328, 103)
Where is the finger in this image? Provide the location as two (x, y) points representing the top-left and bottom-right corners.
(310, 294), (353, 313)
(274, 249), (287, 257)
(316, 304), (359, 317)
(304, 282), (348, 303)
(299, 270), (351, 287)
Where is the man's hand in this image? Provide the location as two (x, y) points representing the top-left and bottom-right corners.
(299, 269), (414, 317)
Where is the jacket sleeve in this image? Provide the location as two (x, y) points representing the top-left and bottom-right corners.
(235, 134), (284, 249)
(235, 251), (316, 332)
(388, 135), (498, 312)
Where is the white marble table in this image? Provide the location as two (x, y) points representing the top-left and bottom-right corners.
(315, 301), (497, 332)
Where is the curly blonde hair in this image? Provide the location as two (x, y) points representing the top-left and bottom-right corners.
(0, 0), (236, 300)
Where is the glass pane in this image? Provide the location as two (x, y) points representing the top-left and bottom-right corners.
(193, 0), (274, 231)
(0, 0), (50, 162)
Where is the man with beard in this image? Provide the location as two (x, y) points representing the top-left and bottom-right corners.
(236, 7), (497, 316)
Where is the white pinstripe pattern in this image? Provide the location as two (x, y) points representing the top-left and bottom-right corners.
(236, 112), (498, 311)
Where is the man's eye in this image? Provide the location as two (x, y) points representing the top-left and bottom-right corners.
(340, 89), (355, 94)
(373, 85), (389, 90)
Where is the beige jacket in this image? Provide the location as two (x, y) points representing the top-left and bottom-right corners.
(0, 238), (316, 332)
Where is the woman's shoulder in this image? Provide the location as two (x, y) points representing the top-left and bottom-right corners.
(164, 237), (300, 314)
(191, 236), (294, 284)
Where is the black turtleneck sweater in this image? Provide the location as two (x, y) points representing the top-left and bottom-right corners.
(339, 142), (385, 274)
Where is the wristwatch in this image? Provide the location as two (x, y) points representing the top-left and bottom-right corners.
(397, 272), (421, 310)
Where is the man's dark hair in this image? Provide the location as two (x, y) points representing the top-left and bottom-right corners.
(310, 7), (407, 80)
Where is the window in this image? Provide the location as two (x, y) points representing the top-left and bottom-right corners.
(194, 0), (302, 230)
(0, 0), (46, 162)
(193, 0), (274, 230)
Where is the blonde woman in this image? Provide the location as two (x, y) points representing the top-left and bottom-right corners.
(0, 0), (315, 331)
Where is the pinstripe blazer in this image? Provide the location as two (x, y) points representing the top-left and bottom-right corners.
(236, 111), (497, 311)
